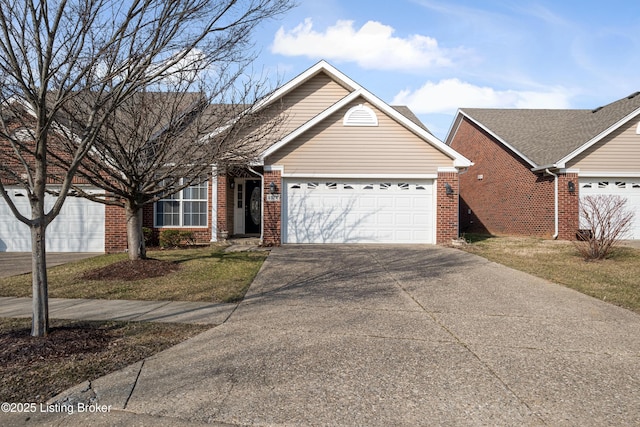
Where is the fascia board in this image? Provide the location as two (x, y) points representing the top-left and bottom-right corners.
(556, 107), (640, 166)
(357, 91), (472, 167)
(204, 60), (362, 143)
(459, 110), (539, 169)
(260, 90), (363, 159)
(251, 60), (360, 113)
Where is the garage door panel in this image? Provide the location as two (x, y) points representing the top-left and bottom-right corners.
(0, 188), (105, 252)
(284, 179), (434, 244)
(579, 178), (640, 240)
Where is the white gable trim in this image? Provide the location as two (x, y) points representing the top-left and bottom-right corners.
(252, 60), (360, 113)
(260, 62), (472, 168)
(282, 173), (438, 179)
(456, 110), (538, 168)
(261, 90), (363, 159)
(556, 107), (640, 167)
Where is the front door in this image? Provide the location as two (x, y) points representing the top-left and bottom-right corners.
(244, 180), (261, 234)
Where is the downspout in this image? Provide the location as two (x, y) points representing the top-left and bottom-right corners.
(248, 167), (264, 245)
(545, 169), (559, 239)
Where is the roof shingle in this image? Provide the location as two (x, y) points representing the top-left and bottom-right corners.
(460, 92), (640, 166)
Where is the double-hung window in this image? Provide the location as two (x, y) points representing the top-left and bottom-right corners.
(155, 180), (208, 227)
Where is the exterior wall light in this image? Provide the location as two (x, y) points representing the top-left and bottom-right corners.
(269, 181), (277, 194)
(568, 181), (575, 193)
(445, 182), (454, 195)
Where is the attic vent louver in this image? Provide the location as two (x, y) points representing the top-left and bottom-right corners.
(343, 104), (378, 127)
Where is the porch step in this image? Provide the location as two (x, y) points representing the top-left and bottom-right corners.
(226, 236), (261, 246)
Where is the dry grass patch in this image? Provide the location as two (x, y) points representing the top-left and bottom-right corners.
(462, 235), (640, 314)
(0, 247), (268, 303)
(0, 317), (209, 403)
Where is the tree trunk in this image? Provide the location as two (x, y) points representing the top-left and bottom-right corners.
(31, 221), (49, 337)
(125, 201), (146, 260)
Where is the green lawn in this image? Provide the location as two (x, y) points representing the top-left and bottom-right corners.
(0, 247), (268, 303)
(461, 235), (640, 314)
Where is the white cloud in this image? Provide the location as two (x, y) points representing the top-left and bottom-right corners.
(271, 18), (456, 71)
(392, 78), (572, 114)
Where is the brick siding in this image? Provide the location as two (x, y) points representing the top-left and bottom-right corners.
(104, 198), (127, 253)
(263, 170), (281, 245)
(450, 117), (581, 239)
(436, 172), (460, 244)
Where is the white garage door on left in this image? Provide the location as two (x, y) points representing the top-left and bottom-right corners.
(0, 187), (105, 252)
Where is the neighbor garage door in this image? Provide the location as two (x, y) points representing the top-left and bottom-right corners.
(579, 178), (640, 239)
(0, 187), (105, 252)
(283, 179), (434, 244)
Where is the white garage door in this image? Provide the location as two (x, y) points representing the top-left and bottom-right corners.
(0, 187), (105, 252)
(283, 179), (434, 244)
(579, 179), (640, 239)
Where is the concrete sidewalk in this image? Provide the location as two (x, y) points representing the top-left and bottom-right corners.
(3, 245), (640, 426)
(0, 297), (236, 325)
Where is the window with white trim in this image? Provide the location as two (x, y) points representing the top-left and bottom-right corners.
(155, 180), (208, 227)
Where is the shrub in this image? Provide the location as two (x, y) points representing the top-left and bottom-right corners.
(574, 195), (635, 260)
(159, 229), (196, 248)
(159, 229), (182, 248)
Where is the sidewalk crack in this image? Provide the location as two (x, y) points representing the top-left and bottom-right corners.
(123, 359), (145, 409)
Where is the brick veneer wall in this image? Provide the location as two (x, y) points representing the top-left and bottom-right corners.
(450, 118), (555, 237)
(216, 174), (229, 239)
(558, 173), (580, 240)
(263, 170), (281, 245)
(436, 172), (460, 244)
(105, 200), (127, 253)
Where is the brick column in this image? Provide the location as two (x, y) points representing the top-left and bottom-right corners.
(436, 171), (460, 244)
(216, 174), (228, 239)
(104, 197), (127, 253)
(263, 170), (282, 246)
(558, 172), (580, 240)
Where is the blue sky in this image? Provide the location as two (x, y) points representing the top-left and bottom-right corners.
(250, 0), (640, 139)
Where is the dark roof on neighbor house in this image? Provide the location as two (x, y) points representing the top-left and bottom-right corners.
(459, 91), (640, 166)
(392, 105), (432, 134)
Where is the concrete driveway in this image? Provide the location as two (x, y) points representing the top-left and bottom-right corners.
(0, 252), (100, 278)
(8, 245), (640, 426)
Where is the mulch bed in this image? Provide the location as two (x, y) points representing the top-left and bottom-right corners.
(81, 258), (181, 281)
(0, 319), (209, 402)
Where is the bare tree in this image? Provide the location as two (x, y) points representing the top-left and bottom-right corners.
(58, 86), (285, 260)
(574, 195), (635, 260)
(0, 0), (294, 337)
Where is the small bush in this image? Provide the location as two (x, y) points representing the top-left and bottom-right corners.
(159, 229), (182, 248)
(159, 229), (196, 248)
(574, 195), (635, 260)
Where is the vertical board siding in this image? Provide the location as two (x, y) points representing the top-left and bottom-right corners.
(569, 119), (640, 171)
(266, 99), (451, 174)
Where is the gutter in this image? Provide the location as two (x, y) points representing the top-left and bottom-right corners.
(545, 169), (559, 240)
(248, 167), (264, 245)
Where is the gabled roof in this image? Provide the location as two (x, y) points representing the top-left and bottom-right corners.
(258, 60), (471, 168)
(451, 91), (640, 168)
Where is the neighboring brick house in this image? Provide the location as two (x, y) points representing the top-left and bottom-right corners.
(446, 92), (640, 240)
(1, 60), (472, 252)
